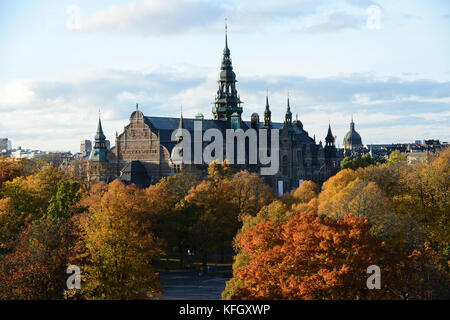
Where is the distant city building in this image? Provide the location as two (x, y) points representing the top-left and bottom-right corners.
(10, 149), (46, 159)
(365, 140), (447, 162)
(407, 151), (429, 165)
(0, 138), (11, 152)
(422, 139), (441, 148)
(80, 140), (92, 157)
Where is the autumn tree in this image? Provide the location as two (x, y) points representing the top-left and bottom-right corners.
(77, 180), (162, 299)
(392, 148), (450, 256)
(0, 156), (26, 189)
(208, 159), (234, 183)
(185, 163), (274, 265)
(144, 178), (192, 268)
(0, 216), (78, 300)
(228, 171), (274, 218)
(0, 167), (68, 252)
(184, 178), (235, 265)
(224, 212), (449, 300)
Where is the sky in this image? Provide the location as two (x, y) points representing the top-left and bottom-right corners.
(0, 0), (449, 152)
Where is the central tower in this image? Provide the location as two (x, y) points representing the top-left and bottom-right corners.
(212, 23), (243, 122)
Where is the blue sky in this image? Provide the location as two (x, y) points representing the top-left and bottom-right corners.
(0, 0), (449, 152)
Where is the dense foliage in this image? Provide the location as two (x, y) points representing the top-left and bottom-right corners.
(224, 149), (450, 300)
(0, 149), (448, 300)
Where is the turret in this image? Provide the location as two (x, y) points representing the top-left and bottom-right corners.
(90, 115), (108, 162)
(325, 123), (335, 147)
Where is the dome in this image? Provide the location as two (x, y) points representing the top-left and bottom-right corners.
(343, 120), (363, 149)
(130, 104), (144, 120)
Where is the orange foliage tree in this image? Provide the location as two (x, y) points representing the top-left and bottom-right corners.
(0, 156), (26, 189)
(0, 216), (78, 299)
(225, 212), (449, 300)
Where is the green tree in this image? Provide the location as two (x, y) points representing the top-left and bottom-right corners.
(341, 153), (376, 170)
(388, 150), (407, 165)
(46, 180), (81, 219)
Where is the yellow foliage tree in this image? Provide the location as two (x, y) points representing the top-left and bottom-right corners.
(78, 180), (162, 299)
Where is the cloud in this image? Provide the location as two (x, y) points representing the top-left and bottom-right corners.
(345, 0), (379, 8)
(72, 0), (370, 35)
(76, 0), (223, 35)
(0, 81), (36, 109)
(1, 69), (449, 152)
(301, 12), (365, 34)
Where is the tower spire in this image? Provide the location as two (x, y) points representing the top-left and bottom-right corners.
(178, 105), (183, 129)
(326, 122), (335, 147)
(285, 92), (292, 126)
(263, 90), (272, 128)
(90, 112), (108, 161)
(212, 21), (242, 122)
(225, 19), (228, 50)
(95, 112), (106, 141)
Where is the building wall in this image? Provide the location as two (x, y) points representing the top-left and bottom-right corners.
(109, 111), (173, 183)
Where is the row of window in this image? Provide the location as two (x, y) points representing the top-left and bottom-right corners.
(129, 130), (148, 137)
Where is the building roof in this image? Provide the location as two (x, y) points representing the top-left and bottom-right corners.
(119, 160), (151, 188)
(343, 119), (363, 148)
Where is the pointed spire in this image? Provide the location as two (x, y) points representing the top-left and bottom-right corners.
(263, 91), (272, 128)
(326, 122), (335, 147)
(136, 103), (139, 110)
(95, 113), (106, 141)
(287, 91), (291, 112)
(225, 19), (228, 50)
(285, 91), (292, 125)
(178, 105), (183, 129)
(90, 111), (108, 162)
(223, 19), (230, 56)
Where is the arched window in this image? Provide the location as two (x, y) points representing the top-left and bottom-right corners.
(282, 155), (288, 176)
